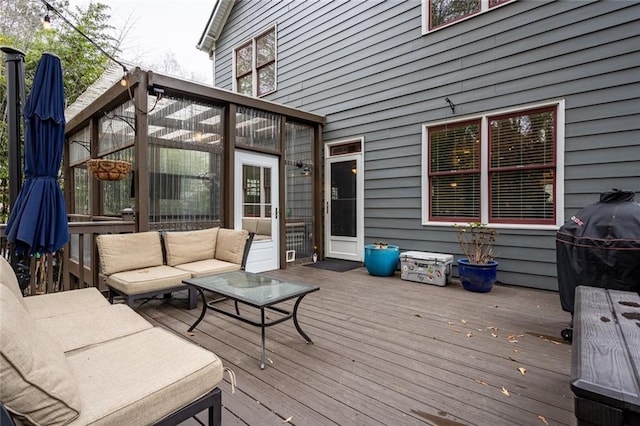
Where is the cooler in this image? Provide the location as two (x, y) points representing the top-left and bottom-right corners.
(400, 251), (453, 286)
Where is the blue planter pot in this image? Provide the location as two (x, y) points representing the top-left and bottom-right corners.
(364, 244), (400, 276)
(457, 258), (498, 293)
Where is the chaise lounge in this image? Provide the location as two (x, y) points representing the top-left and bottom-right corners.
(0, 256), (226, 426)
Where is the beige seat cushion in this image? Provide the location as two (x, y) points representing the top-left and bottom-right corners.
(175, 259), (242, 278)
(23, 287), (109, 320)
(164, 227), (219, 267)
(105, 265), (192, 296)
(36, 304), (153, 353)
(0, 286), (81, 426)
(215, 229), (249, 264)
(66, 327), (223, 425)
(97, 232), (164, 276)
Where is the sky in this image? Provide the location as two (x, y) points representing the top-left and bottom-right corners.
(67, 0), (215, 85)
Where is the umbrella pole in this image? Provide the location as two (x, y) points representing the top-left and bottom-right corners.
(1, 47), (30, 292)
(1, 47), (26, 207)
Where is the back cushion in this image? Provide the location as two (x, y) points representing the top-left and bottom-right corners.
(0, 286), (81, 426)
(164, 227), (219, 267)
(0, 256), (26, 309)
(256, 219), (272, 236)
(215, 229), (249, 264)
(242, 218), (258, 234)
(97, 232), (164, 275)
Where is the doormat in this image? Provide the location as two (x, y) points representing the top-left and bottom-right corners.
(304, 259), (363, 272)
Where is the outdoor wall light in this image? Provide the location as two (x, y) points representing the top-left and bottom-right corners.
(295, 160), (312, 176)
(445, 97), (456, 114)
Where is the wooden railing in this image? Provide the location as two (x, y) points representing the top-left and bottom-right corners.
(0, 214), (135, 296)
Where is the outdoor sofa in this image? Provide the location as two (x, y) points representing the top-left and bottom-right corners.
(96, 227), (253, 309)
(0, 256), (225, 425)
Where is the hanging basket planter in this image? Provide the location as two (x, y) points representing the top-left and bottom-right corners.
(86, 159), (131, 181)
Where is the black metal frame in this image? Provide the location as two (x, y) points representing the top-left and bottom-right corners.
(153, 387), (222, 426)
(108, 284), (200, 310)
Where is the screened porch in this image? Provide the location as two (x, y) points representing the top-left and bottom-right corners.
(63, 69), (325, 288)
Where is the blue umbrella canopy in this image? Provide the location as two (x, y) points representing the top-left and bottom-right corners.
(6, 52), (69, 255)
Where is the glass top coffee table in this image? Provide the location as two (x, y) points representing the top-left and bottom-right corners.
(184, 271), (319, 369)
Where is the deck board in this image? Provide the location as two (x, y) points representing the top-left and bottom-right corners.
(136, 265), (575, 426)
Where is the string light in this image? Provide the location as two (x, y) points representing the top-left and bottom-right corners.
(43, 12), (51, 30)
(40, 0), (128, 77)
(40, 0), (161, 115)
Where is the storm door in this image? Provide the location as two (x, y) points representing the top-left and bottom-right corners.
(235, 150), (279, 272)
(324, 140), (363, 261)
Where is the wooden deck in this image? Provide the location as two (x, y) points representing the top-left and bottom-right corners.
(136, 264), (575, 426)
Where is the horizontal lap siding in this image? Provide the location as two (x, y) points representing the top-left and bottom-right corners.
(214, 0), (640, 290)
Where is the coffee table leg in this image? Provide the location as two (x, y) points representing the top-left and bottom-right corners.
(188, 287), (207, 332)
(293, 294), (313, 344)
(260, 308), (266, 369)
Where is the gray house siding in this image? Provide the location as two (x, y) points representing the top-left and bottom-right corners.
(211, 0), (640, 291)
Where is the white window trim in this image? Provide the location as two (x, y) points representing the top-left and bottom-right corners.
(232, 23), (278, 97)
(421, 0), (515, 35)
(421, 99), (565, 230)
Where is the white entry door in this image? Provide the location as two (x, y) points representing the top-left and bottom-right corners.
(325, 140), (364, 262)
(235, 151), (279, 272)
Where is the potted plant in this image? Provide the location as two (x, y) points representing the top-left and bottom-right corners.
(373, 240), (388, 249)
(454, 222), (498, 292)
(364, 241), (399, 276)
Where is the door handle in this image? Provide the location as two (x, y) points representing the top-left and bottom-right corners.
(326, 201), (329, 214)
(275, 208), (278, 219)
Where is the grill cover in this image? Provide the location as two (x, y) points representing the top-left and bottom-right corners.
(556, 189), (640, 313)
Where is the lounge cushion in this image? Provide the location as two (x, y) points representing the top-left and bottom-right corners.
(36, 304), (153, 353)
(0, 256), (26, 309)
(105, 265), (192, 296)
(175, 259), (241, 278)
(97, 232), (164, 275)
(24, 287), (108, 320)
(0, 286), (81, 426)
(66, 328), (223, 425)
(164, 227), (219, 267)
(215, 229), (249, 264)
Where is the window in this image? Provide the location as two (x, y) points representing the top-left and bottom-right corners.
(489, 107), (556, 223)
(234, 27), (276, 97)
(424, 0), (513, 32)
(428, 120), (481, 221)
(424, 102), (563, 227)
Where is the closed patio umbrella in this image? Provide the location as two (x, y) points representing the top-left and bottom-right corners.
(5, 52), (68, 255)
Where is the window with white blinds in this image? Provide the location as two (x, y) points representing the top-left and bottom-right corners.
(428, 120), (481, 220)
(489, 107), (556, 223)
(426, 103), (560, 225)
